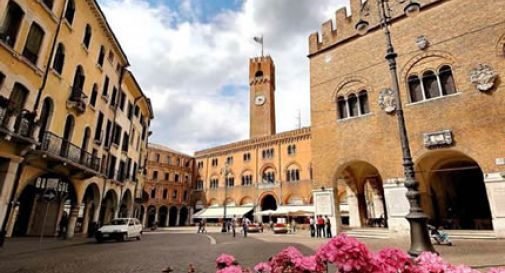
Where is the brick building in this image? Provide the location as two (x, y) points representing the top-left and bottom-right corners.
(142, 143), (194, 227)
(192, 56), (317, 223)
(308, 0), (505, 237)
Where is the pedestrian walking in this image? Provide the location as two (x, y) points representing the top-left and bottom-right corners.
(316, 215), (325, 238)
(242, 217), (251, 237)
(291, 218), (297, 233)
(202, 220), (207, 233)
(59, 212), (68, 238)
(197, 220), (203, 233)
(309, 216), (315, 237)
(231, 216), (237, 237)
(325, 215), (332, 238)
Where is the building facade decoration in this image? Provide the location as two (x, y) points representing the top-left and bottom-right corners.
(377, 88), (397, 113)
(422, 130), (453, 149)
(469, 63), (498, 92)
(416, 35), (429, 50)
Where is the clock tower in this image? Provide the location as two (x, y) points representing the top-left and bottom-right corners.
(249, 56), (276, 138)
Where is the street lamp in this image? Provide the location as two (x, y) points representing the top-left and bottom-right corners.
(354, 0), (435, 256)
(221, 163), (231, 233)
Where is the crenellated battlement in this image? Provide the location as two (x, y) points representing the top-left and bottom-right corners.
(250, 55), (274, 64)
(308, 0), (446, 56)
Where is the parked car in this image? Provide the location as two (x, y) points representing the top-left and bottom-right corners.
(95, 218), (143, 243)
(248, 223), (263, 233)
(273, 223), (288, 234)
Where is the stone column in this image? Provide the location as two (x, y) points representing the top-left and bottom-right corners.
(175, 207), (180, 226)
(154, 207), (159, 225)
(66, 205), (80, 239)
(188, 207), (194, 225)
(484, 172), (505, 238)
(254, 204), (262, 223)
(141, 207), (147, 227)
(383, 178), (410, 236)
(346, 189), (361, 228)
(164, 211), (169, 227)
(81, 202), (93, 235)
(5, 205), (19, 237)
(0, 159), (21, 230)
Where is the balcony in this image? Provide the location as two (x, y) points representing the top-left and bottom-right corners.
(0, 96), (37, 144)
(37, 131), (101, 178)
(256, 181), (280, 189)
(66, 87), (88, 114)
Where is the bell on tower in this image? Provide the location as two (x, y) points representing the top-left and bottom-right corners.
(249, 56), (276, 138)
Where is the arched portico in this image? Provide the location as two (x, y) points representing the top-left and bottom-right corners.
(334, 161), (387, 228)
(119, 189), (133, 218)
(415, 150), (492, 230)
(258, 193), (278, 223)
(80, 183), (101, 237)
(100, 190), (118, 225)
(169, 206), (178, 226)
(158, 206), (169, 227)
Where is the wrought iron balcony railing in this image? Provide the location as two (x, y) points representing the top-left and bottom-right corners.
(0, 97), (36, 139)
(40, 131), (100, 172)
(67, 87), (88, 114)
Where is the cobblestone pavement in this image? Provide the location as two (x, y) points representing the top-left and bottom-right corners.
(0, 232), (313, 273)
(0, 229), (504, 273)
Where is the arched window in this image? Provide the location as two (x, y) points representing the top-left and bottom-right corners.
(38, 98), (54, 141)
(163, 189), (168, 199)
(348, 94), (358, 117)
(408, 75), (423, 103)
(42, 0), (54, 10)
(262, 168), (275, 183)
(61, 115), (75, 156)
(53, 43), (65, 74)
(9, 83), (29, 114)
(83, 24), (92, 48)
(358, 90), (369, 114)
(22, 23), (45, 64)
(71, 66), (85, 99)
(89, 84), (98, 107)
(422, 70), (440, 99)
(150, 188), (156, 199)
(82, 127), (91, 151)
(439, 66), (456, 95)
(255, 70), (264, 78)
(225, 175), (235, 187)
(337, 96), (347, 119)
(97, 46), (105, 66)
(65, 0), (75, 25)
(0, 1), (25, 47)
(286, 165), (300, 182)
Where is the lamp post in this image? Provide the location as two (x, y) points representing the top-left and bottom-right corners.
(354, 0), (435, 256)
(221, 163), (230, 233)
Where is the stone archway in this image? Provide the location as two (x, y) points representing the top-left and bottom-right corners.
(146, 205), (157, 227)
(334, 161), (387, 228)
(179, 206), (188, 226)
(416, 150), (492, 230)
(169, 206), (178, 226)
(260, 194), (278, 223)
(158, 206), (169, 227)
(119, 189), (133, 218)
(13, 175), (77, 237)
(80, 183), (101, 237)
(100, 190), (118, 225)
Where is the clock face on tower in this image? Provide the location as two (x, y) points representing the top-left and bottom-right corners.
(255, 95), (266, 106)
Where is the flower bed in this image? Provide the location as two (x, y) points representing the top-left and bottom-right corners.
(273, 223), (288, 234)
(214, 233), (505, 273)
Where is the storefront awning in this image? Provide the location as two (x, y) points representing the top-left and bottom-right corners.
(192, 206), (254, 219)
(254, 205), (315, 216)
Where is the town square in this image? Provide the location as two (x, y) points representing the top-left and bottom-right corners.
(0, 0), (504, 272)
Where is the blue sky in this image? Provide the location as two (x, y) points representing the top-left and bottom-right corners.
(99, 0), (346, 154)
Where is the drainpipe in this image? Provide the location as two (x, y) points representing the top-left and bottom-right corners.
(34, 0), (69, 113)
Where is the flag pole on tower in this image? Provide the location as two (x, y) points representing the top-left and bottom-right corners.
(253, 35), (264, 56)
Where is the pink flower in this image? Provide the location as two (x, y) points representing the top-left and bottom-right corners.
(254, 262), (272, 273)
(372, 248), (415, 273)
(414, 252), (450, 273)
(489, 269), (505, 273)
(315, 234), (373, 273)
(216, 254), (237, 268)
(217, 265), (243, 273)
(269, 247), (304, 273)
(293, 255), (325, 273)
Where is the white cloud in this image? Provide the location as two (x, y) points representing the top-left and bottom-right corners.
(100, 0), (347, 154)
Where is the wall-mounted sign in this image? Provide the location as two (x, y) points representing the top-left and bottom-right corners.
(423, 130), (453, 148)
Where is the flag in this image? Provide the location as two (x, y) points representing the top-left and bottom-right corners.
(253, 36), (263, 44)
